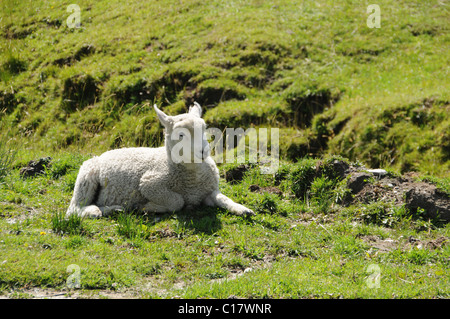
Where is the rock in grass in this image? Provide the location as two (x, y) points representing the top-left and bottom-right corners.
(404, 186), (450, 221)
(367, 169), (387, 177)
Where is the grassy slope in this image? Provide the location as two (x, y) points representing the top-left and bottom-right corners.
(1, 0), (449, 176)
(0, 157), (449, 298)
(0, 0), (449, 298)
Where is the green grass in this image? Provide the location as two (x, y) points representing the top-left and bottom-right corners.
(0, 0), (449, 298)
(0, 0), (449, 176)
(51, 211), (87, 236)
(0, 153), (449, 298)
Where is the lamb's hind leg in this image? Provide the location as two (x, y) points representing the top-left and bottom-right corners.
(66, 158), (103, 218)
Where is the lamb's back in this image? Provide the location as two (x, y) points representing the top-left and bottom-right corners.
(95, 147), (167, 207)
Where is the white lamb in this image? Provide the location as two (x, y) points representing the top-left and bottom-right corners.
(66, 102), (254, 218)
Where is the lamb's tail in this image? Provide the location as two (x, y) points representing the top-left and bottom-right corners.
(66, 157), (101, 218)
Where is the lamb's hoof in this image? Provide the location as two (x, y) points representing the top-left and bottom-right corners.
(100, 205), (125, 216)
(81, 206), (103, 218)
(232, 205), (255, 217)
(242, 209), (255, 217)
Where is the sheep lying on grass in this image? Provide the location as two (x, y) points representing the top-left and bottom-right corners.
(66, 102), (254, 218)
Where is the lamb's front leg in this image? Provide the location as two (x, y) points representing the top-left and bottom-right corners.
(206, 190), (254, 216)
(142, 197), (183, 213)
(139, 173), (185, 213)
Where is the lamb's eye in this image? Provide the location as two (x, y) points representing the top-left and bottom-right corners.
(178, 132), (185, 139)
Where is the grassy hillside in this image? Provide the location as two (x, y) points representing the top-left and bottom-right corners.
(1, 0), (449, 176)
(0, 0), (449, 299)
(0, 155), (449, 298)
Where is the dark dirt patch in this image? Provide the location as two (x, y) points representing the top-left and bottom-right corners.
(404, 186), (450, 221)
(424, 236), (448, 250)
(342, 165), (450, 221)
(224, 164), (250, 184)
(360, 234), (449, 253)
(349, 173), (450, 221)
(61, 73), (100, 112)
(0, 91), (25, 115)
(0, 287), (139, 299)
(110, 68), (197, 108)
(185, 80), (247, 108)
(249, 184), (283, 197)
(283, 85), (341, 128)
(403, 235), (449, 251)
(152, 226), (177, 238)
(288, 158), (450, 222)
(359, 235), (399, 252)
(19, 157), (52, 178)
(53, 44), (96, 67)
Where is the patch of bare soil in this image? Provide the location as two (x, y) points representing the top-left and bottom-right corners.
(248, 184), (283, 197)
(224, 164), (250, 184)
(18, 157), (52, 178)
(359, 234), (448, 254)
(341, 163), (450, 222)
(359, 235), (399, 253)
(0, 287), (140, 299)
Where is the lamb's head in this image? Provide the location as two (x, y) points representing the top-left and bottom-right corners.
(154, 102), (210, 164)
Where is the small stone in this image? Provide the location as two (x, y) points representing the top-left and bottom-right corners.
(367, 169), (387, 177)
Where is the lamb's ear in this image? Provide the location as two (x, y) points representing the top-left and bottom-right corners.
(154, 104), (171, 127)
(189, 102), (202, 118)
